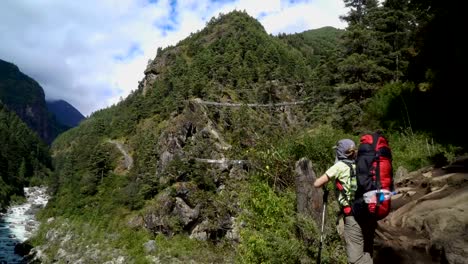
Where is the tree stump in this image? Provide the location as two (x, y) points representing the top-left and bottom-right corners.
(295, 157), (323, 224)
(295, 157), (325, 261)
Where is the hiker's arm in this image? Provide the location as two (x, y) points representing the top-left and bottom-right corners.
(314, 174), (329, 188)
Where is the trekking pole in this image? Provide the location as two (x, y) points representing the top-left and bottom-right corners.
(317, 188), (329, 264)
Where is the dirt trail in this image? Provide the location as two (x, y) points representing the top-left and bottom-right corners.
(108, 140), (133, 170)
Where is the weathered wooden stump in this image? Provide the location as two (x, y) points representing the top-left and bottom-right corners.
(295, 157), (323, 225)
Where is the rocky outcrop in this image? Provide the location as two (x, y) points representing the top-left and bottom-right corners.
(374, 160), (468, 264)
(154, 99), (237, 178)
(140, 47), (182, 95)
(25, 218), (130, 264)
(126, 99), (248, 242)
(108, 139), (133, 171)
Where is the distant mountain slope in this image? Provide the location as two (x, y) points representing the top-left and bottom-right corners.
(278, 26), (344, 68)
(0, 59), (68, 144)
(47, 99), (85, 127)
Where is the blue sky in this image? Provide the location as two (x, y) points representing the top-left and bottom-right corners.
(0, 0), (348, 116)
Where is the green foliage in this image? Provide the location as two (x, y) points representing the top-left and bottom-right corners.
(47, 8), (318, 219)
(155, 234), (235, 263)
(0, 102), (52, 209)
(31, 214), (152, 263)
(237, 179), (304, 264)
(292, 126), (357, 175)
(0, 178), (11, 208)
(389, 129), (458, 172)
(8, 193), (27, 205)
(31, 6), (468, 264)
(250, 125), (356, 187)
(279, 26), (344, 69)
(120, 180), (145, 210)
(236, 125), (355, 263)
(0, 59), (45, 105)
(337, 53), (390, 84)
(364, 81), (416, 130)
(158, 10), (312, 106)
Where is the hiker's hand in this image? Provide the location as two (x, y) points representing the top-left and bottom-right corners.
(314, 174), (330, 188)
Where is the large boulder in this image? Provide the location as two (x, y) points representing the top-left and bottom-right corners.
(374, 164), (468, 264)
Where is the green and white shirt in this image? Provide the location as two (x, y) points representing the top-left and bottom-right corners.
(325, 161), (357, 208)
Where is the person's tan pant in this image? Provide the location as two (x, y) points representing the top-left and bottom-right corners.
(344, 215), (375, 264)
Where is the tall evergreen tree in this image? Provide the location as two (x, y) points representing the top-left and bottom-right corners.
(370, 0), (417, 82)
(404, 0), (468, 147)
(338, 0), (386, 99)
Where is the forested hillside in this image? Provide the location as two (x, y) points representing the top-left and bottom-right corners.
(27, 1), (468, 263)
(0, 102), (51, 210)
(278, 26), (345, 69)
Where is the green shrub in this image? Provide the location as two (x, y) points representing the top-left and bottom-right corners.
(248, 125), (356, 189)
(154, 234), (235, 263)
(363, 81), (416, 131)
(290, 125), (357, 175)
(389, 129), (458, 172)
(237, 178), (304, 263)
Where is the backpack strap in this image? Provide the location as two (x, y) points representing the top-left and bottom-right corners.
(335, 160), (355, 216)
(372, 132), (383, 207)
(372, 132), (382, 190)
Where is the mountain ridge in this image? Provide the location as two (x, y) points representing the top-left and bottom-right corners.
(46, 99), (85, 128)
(0, 59), (78, 144)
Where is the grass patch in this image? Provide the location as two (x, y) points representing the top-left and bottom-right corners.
(389, 129), (459, 172)
(155, 234), (236, 263)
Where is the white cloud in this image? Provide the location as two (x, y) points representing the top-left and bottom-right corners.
(0, 0), (347, 116)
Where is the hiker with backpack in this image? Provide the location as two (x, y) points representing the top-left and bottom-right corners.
(314, 132), (395, 263)
(314, 138), (375, 264)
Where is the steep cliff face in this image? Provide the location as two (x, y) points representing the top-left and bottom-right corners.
(0, 59), (67, 144)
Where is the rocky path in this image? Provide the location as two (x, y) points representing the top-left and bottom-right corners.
(0, 187), (49, 264)
(108, 139), (133, 170)
(374, 158), (468, 264)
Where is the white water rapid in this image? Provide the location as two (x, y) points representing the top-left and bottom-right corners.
(0, 186), (49, 264)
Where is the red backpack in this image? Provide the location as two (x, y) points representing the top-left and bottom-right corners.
(353, 131), (394, 221)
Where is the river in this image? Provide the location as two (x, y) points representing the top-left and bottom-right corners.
(0, 186), (49, 264)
